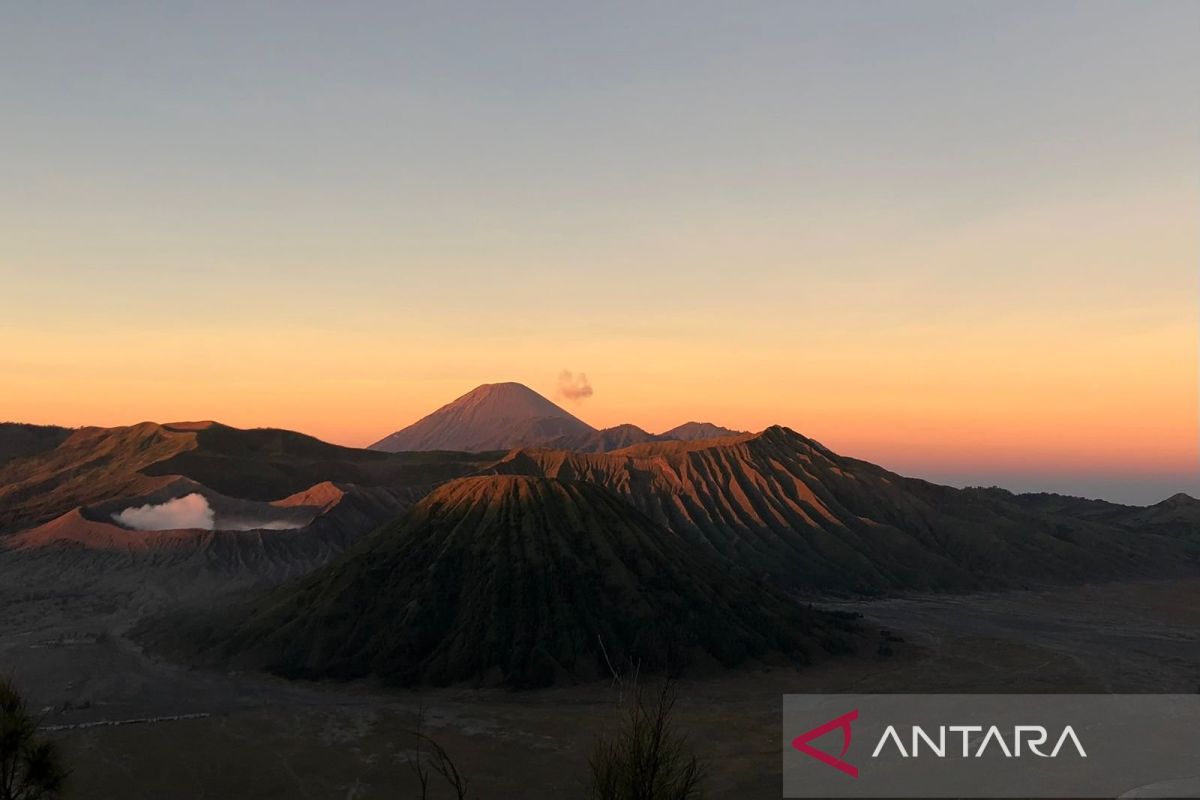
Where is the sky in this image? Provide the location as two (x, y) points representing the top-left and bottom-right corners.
(1, 1), (1197, 504)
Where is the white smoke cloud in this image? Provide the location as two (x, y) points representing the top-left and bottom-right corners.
(558, 370), (594, 402)
(113, 493), (215, 531)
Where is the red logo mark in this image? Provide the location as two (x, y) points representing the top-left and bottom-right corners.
(791, 709), (859, 778)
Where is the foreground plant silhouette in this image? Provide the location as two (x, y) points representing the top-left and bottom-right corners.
(406, 706), (473, 800)
(589, 680), (704, 800)
(0, 677), (66, 800)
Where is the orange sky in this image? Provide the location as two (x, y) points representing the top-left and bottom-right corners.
(7, 189), (1195, 479)
(2, 3), (1197, 503)
(4, 185), (1197, 504)
(4, 284), (1195, 481)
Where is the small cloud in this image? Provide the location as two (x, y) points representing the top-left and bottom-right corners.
(558, 370), (594, 402)
(113, 493), (215, 531)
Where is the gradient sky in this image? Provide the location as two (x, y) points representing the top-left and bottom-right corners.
(2, 1), (1197, 504)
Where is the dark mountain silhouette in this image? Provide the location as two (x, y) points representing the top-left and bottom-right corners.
(369, 383), (596, 453)
(0, 422), (72, 464)
(1113, 492), (1200, 541)
(159, 475), (856, 687)
(1006, 490), (1200, 532)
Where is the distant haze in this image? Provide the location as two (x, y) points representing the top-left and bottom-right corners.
(2, 2), (1196, 504)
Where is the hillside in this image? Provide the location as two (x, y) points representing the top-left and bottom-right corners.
(161, 475), (856, 687)
(0, 477), (419, 612)
(0, 421), (492, 534)
(0, 422), (198, 534)
(486, 427), (1196, 593)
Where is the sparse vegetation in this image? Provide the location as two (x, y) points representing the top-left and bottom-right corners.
(0, 677), (67, 800)
(589, 680), (704, 800)
(406, 706), (474, 800)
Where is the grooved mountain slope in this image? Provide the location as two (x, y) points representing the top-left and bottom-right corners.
(486, 427), (1194, 593)
(165, 475), (854, 687)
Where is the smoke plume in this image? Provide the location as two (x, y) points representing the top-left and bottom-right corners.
(113, 493), (215, 531)
(558, 370), (594, 402)
(112, 493), (310, 532)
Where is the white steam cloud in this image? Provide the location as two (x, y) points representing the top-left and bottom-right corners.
(113, 493), (215, 531)
(558, 370), (594, 402)
(111, 493), (309, 532)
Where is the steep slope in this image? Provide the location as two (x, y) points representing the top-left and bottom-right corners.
(369, 383), (595, 452)
(0, 422), (197, 534)
(659, 421), (743, 441)
(486, 427), (1195, 593)
(0, 421), (491, 534)
(165, 476), (854, 687)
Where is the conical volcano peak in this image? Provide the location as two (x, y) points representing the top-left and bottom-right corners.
(443, 382), (576, 416)
(369, 382), (596, 453)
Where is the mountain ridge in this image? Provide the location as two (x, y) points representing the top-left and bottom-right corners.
(0, 420), (493, 535)
(368, 383), (747, 453)
(484, 425), (1198, 593)
(148, 474), (857, 687)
